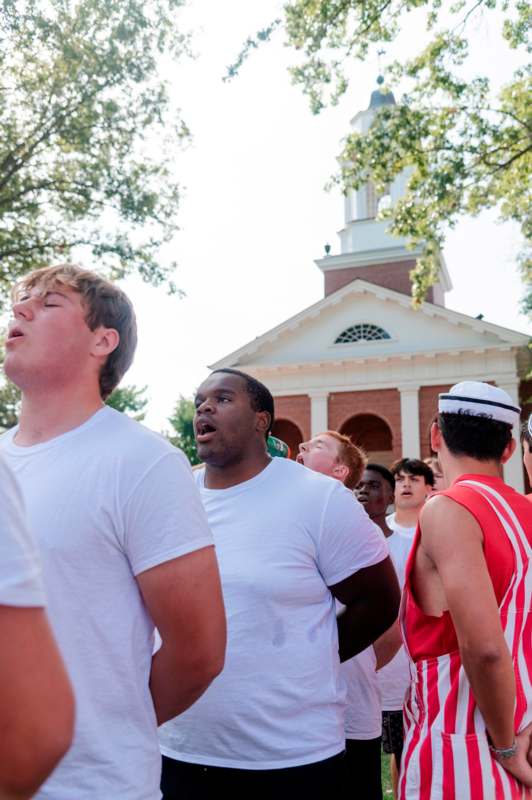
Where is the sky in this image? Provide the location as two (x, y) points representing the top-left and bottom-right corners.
(121, 1), (531, 433)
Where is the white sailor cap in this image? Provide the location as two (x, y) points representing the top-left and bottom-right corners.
(438, 381), (521, 427)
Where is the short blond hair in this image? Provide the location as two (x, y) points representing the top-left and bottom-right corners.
(323, 430), (367, 490)
(12, 264), (137, 399)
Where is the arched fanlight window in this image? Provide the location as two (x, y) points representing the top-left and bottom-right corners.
(334, 323), (391, 344)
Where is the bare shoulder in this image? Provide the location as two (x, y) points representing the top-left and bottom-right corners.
(419, 494), (483, 562)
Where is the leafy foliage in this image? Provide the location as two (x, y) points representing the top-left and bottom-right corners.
(0, 0), (190, 307)
(105, 383), (149, 421)
(167, 395), (200, 465)
(230, 1), (531, 308)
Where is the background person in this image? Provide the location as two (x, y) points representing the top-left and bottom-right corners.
(355, 464), (395, 538)
(159, 371), (399, 799)
(521, 416), (532, 500)
(1, 264), (226, 800)
(298, 435), (400, 800)
(379, 458), (434, 799)
(400, 382), (532, 797)
(0, 455), (74, 800)
(424, 455), (446, 493)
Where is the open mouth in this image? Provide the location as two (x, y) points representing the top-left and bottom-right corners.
(295, 453), (304, 464)
(195, 420), (217, 443)
(6, 326), (24, 343)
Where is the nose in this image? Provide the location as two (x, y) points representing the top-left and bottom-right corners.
(12, 297), (35, 320)
(299, 442), (308, 454)
(195, 397), (214, 415)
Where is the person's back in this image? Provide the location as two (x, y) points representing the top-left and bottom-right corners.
(400, 382), (532, 799)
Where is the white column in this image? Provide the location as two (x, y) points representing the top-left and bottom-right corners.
(310, 392), (329, 436)
(498, 378), (524, 492)
(399, 386), (420, 459)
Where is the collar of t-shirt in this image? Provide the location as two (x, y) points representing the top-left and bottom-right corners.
(1, 406), (111, 456)
(195, 457), (276, 495)
(386, 512), (416, 538)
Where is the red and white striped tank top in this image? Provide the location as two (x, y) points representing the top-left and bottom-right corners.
(399, 474), (532, 800)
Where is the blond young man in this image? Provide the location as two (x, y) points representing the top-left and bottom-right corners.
(1, 264), (226, 800)
(298, 431), (399, 800)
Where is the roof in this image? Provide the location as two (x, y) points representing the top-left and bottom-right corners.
(209, 278), (529, 370)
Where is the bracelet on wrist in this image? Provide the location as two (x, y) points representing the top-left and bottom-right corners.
(488, 740), (517, 760)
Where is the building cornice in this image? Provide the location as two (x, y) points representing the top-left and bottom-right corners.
(209, 279), (530, 370)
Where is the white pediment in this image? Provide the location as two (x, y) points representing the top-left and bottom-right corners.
(211, 280), (529, 370)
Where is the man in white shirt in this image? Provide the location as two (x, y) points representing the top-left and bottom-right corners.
(298, 434), (400, 800)
(379, 457), (434, 798)
(0, 455), (74, 799)
(1, 263), (226, 800)
(159, 370), (400, 798)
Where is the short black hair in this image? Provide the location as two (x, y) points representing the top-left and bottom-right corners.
(391, 457), (435, 487)
(438, 412), (512, 461)
(520, 420), (532, 453)
(365, 463), (395, 492)
(211, 368), (274, 437)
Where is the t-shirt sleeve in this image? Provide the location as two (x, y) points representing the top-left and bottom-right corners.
(317, 482), (389, 587)
(0, 459), (46, 607)
(122, 448), (214, 576)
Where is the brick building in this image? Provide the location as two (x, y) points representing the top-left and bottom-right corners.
(211, 85), (531, 491)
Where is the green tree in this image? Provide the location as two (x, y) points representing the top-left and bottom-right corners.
(231, 1), (531, 308)
(0, 0), (189, 306)
(105, 384), (148, 421)
(167, 395), (200, 465)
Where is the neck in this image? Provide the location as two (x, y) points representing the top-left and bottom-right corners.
(371, 511), (394, 538)
(394, 507), (421, 528)
(16, 384), (104, 446)
(442, 455), (504, 487)
(204, 449), (271, 489)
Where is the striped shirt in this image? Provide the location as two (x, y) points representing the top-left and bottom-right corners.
(399, 475), (531, 800)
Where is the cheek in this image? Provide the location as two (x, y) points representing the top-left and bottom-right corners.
(306, 452), (331, 472)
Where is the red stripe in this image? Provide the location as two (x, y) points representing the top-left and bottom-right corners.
(400, 664), (425, 800)
(444, 652), (460, 733)
(466, 735), (483, 800)
(466, 690), (477, 735)
(418, 661), (439, 800)
(492, 757), (505, 799)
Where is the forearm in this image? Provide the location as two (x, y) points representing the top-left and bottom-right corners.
(461, 645), (516, 747)
(337, 598), (398, 663)
(374, 620), (402, 670)
(150, 644), (221, 726)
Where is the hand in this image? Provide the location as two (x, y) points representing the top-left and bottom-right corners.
(499, 723), (532, 788)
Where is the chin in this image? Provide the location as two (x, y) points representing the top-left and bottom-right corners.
(3, 357), (26, 390)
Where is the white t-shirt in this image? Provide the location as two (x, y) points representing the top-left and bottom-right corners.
(0, 407), (214, 800)
(342, 646), (382, 740)
(159, 457), (388, 769)
(0, 455), (45, 607)
(378, 513), (416, 711)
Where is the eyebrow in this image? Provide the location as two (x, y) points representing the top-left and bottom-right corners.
(44, 290), (71, 301)
(195, 387), (238, 400)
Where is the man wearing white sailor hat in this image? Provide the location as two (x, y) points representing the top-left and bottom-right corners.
(398, 381), (532, 800)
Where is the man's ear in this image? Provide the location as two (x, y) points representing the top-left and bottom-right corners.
(333, 463), (349, 484)
(430, 421), (441, 453)
(500, 437), (516, 465)
(91, 327), (120, 359)
(256, 410), (271, 437)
